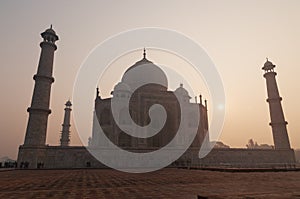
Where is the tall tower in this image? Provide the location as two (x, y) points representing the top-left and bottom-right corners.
(60, 100), (72, 146)
(263, 59), (291, 150)
(23, 25), (59, 146)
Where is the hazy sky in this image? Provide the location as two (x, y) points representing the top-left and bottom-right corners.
(1, 0), (300, 159)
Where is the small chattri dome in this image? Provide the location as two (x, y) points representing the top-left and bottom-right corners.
(262, 58), (275, 71)
(45, 28), (55, 34)
(65, 100), (72, 107)
(114, 82), (131, 92)
(45, 25), (56, 34)
(174, 83), (190, 97)
(41, 25), (59, 41)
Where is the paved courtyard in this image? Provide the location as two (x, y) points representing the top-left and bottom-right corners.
(0, 168), (300, 198)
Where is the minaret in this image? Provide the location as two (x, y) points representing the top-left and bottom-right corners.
(23, 25), (59, 146)
(262, 59), (291, 149)
(60, 100), (72, 146)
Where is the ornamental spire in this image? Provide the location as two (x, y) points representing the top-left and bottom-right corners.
(143, 48), (146, 59)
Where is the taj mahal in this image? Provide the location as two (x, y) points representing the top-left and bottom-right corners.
(17, 27), (296, 169)
(89, 48), (208, 150)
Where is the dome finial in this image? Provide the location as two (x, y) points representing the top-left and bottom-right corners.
(143, 48), (146, 59)
(50, 24), (52, 29)
(266, 57), (268, 61)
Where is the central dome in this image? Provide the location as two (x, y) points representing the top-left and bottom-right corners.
(121, 50), (168, 91)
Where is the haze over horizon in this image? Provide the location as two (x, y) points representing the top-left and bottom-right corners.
(1, 1), (300, 159)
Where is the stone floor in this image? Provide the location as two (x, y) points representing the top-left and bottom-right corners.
(0, 168), (300, 198)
